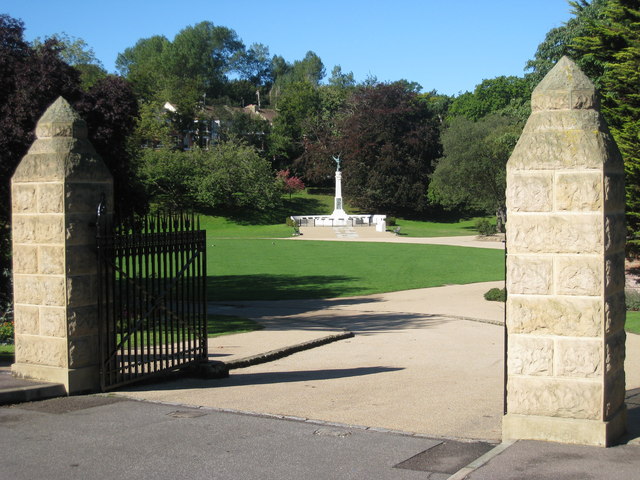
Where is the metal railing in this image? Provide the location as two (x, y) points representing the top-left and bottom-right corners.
(96, 201), (207, 391)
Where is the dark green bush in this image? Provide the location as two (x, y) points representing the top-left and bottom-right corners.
(626, 289), (640, 311)
(484, 287), (506, 302)
(387, 217), (397, 226)
(475, 218), (496, 236)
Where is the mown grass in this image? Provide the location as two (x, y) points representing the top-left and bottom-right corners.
(391, 217), (491, 238)
(626, 311), (640, 334)
(115, 314), (263, 346)
(207, 239), (505, 301)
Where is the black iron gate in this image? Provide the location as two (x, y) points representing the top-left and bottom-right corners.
(96, 200), (207, 391)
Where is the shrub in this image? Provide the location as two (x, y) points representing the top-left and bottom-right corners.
(387, 217), (397, 226)
(0, 305), (14, 344)
(484, 287), (506, 302)
(475, 218), (496, 236)
(626, 289), (640, 311)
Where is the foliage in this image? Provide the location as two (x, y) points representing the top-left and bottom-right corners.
(74, 75), (145, 218)
(32, 32), (107, 90)
(331, 82), (442, 215)
(276, 170), (305, 198)
(269, 81), (321, 165)
(0, 320), (14, 344)
(525, 0), (609, 84)
(484, 287), (507, 302)
(570, 0), (640, 253)
(116, 22), (244, 113)
(428, 114), (523, 229)
(475, 218), (497, 236)
(448, 76), (532, 121)
(626, 288), (640, 310)
(140, 140), (282, 212)
(132, 101), (175, 148)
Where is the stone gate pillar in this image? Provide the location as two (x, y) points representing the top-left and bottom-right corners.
(11, 97), (113, 394)
(503, 57), (627, 446)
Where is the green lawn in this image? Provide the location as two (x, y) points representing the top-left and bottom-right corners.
(207, 239), (505, 301)
(392, 217), (492, 237)
(626, 311), (640, 334)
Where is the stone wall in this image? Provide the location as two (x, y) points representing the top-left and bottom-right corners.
(503, 57), (627, 446)
(11, 97), (113, 393)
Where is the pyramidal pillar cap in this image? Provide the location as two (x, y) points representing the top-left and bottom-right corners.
(35, 96), (88, 139)
(531, 56), (599, 112)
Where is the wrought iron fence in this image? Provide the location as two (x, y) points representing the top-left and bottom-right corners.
(96, 200), (207, 390)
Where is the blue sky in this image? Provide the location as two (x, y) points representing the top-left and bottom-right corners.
(3, 0), (574, 96)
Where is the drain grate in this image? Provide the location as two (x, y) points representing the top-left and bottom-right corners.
(395, 440), (495, 474)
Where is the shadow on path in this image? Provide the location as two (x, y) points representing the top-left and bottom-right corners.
(121, 366), (403, 392)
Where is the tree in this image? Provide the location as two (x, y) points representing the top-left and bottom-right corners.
(276, 169), (305, 198)
(428, 114), (523, 230)
(335, 82), (442, 215)
(116, 35), (170, 101)
(525, 0), (609, 84)
(33, 32), (107, 90)
(448, 76), (532, 121)
(74, 75), (144, 217)
(269, 81), (321, 166)
(571, 0), (640, 250)
(140, 140), (282, 213)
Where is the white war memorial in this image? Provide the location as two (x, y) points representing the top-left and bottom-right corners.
(290, 155), (387, 231)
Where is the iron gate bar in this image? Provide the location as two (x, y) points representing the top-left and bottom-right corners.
(97, 200), (207, 391)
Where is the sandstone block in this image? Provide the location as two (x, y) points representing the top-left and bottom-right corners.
(38, 245), (65, 274)
(12, 153), (66, 182)
(604, 371), (626, 420)
(555, 172), (602, 212)
(508, 335), (553, 376)
(65, 182), (111, 214)
(11, 184), (37, 212)
(509, 129), (611, 171)
(605, 253), (625, 294)
(556, 255), (602, 296)
(13, 275), (66, 306)
(605, 292), (626, 335)
(507, 214), (602, 254)
(66, 275), (97, 307)
(605, 330), (626, 376)
(39, 307), (66, 337)
(12, 216), (37, 244)
(604, 173), (625, 211)
(67, 305), (99, 337)
(507, 295), (602, 337)
(68, 335), (99, 368)
(507, 256), (553, 295)
(13, 305), (39, 335)
(554, 338), (603, 378)
(35, 215), (65, 244)
(13, 245), (38, 274)
(14, 334), (67, 367)
(507, 376), (601, 420)
(605, 214), (627, 253)
(65, 214), (97, 246)
(37, 183), (64, 213)
(506, 173), (553, 212)
(65, 245), (97, 275)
